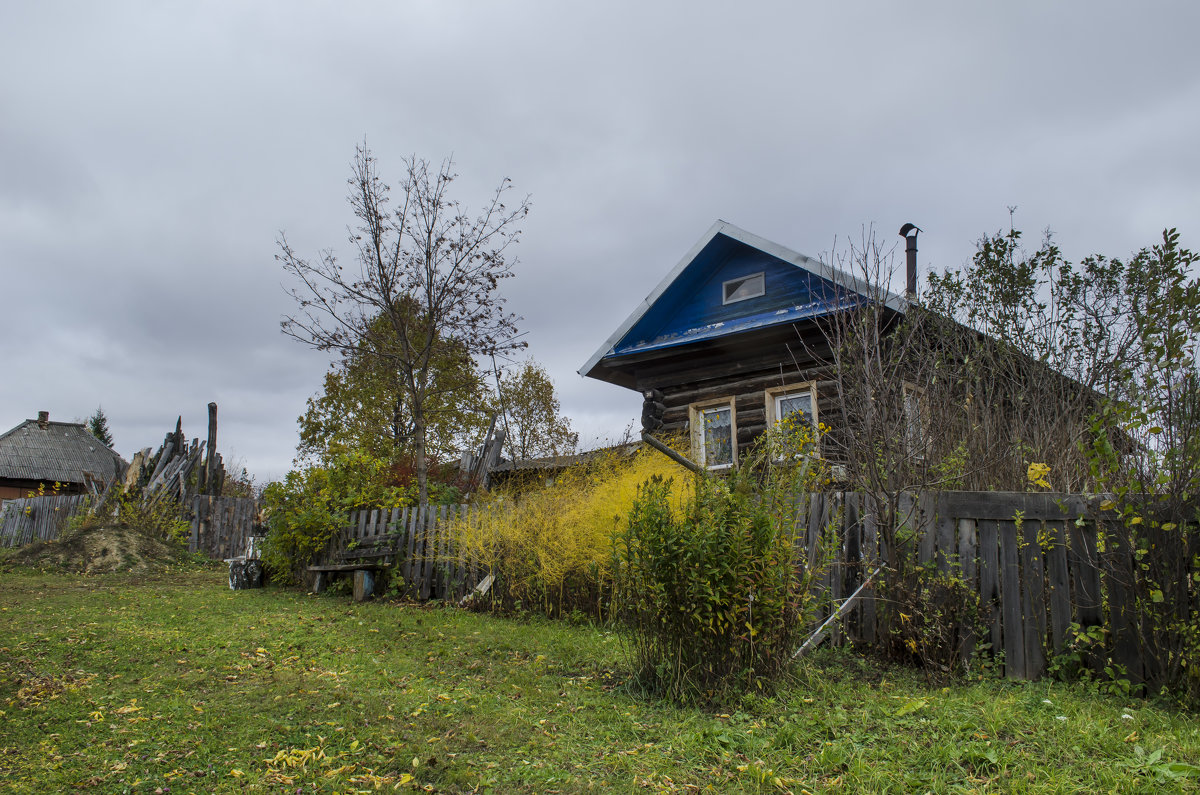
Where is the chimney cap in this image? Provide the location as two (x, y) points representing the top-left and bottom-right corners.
(899, 223), (922, 238)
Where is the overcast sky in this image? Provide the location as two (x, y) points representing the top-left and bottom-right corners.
(2, 1), (1198, 481)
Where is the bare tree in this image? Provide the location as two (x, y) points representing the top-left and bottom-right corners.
(278, 144), (529, 503)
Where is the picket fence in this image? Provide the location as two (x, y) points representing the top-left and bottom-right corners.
(313, 504), (484, 602)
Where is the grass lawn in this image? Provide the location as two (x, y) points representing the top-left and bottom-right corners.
(1, 562), (1198, 793)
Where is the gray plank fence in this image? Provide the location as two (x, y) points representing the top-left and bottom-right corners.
(190, 496), (262, 560)
(0, 493), (263, 559)
(7, 488), (1188, 686)
(306, 490), (1189, 683)
(0, 495), (92, 548)
(811, 490), (1191, 683)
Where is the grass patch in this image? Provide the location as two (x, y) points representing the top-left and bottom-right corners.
(1, 565), (1199, 792)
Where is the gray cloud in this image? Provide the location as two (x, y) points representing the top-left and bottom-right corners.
(2, 0), (1198, 480)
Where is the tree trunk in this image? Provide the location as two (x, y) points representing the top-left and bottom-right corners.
(413, 402), (429, 505)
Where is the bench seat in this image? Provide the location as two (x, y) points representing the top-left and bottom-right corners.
(306, 532), (410, 601)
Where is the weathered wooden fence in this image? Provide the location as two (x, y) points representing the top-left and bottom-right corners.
(809, 490), (1193, 684)
(0, 495), (93, 548)
(312, 491), (1162, 682)
(314, 504), (486, 602)
(189, 496), (262, 559)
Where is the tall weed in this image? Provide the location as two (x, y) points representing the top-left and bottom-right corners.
(613, 419), (826, 703)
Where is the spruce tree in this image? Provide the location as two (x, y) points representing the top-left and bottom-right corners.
(87, 406), (115, 448)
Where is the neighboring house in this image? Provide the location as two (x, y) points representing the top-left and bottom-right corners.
(0, 411), (127, 506)
(488, 443), (640, 490)
(580, 220), (911, 469)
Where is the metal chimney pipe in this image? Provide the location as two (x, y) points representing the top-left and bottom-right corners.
(899, 223), (921, 299)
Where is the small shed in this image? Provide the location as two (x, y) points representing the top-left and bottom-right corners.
(0, 411), (127, 505)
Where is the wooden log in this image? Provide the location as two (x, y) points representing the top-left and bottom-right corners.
(205, 402), (219, 496)
(353, 569), (375, 602)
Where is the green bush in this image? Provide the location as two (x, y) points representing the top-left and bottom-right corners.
(261, 451), (413, 582)
(613, 421), (825, 703)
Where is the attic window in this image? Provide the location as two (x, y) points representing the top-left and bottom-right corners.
(722, 272), (765, 304)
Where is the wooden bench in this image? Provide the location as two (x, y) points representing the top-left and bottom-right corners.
(307, 532), (405, 601)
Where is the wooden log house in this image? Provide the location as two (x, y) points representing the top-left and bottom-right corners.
(580, 220), (910, 468)
(0, 411), (127, 507)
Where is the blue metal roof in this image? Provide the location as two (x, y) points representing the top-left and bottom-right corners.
(580, 221), (908, 388)
(609, 234), (857, 357)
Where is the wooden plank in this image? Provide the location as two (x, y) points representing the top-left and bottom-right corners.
(1045, 520), (1072, 653)
(1069, 522), (1103, 628)
(805, 493), (823, 578)
(419, 505), (434, 601)
(917, 492), (936, 566)
(388, 506), (403, 585)
(998, 520), (1025, 679)
(404, 506), (419, 595)
(938, 491), (1089, 522)
(841, 493), (862, 642)
(977, 519), (1001, 667)
(827, 493), (843, 646)
(430, 506), (444, 599)
(1020, 519), (1047, 678)
(1104, 521), (1144, 686)
(934, 498), (956, 575)
(447, 505), (464, 600)
(958, 518), (978, 667)
(818, 494), (835, 624)
(860, 504), (878, 644)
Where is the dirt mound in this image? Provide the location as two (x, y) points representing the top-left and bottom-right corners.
(10, 525), (190, 574)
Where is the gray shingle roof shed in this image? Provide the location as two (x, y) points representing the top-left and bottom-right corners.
(0, 415), (127, 488)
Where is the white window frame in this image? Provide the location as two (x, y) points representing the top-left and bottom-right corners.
(765, 382), (818, 429)
(689, 397), (737, 470)
(722, 272), (765, 305)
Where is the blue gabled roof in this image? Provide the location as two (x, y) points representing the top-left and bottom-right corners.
(579, 220), (908, 388)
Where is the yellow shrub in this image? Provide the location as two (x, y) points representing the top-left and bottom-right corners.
(449, 443), (692, 617)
